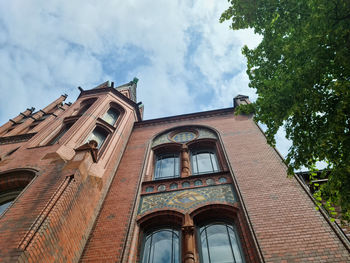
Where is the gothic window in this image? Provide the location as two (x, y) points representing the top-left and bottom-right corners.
(191, 150), (219, 175)
(154, 153), (180, 180)
(102, 108), (120, 126)
(141, 228), (180, 263)
(198, 222), (244, 263)
(77, 98), (97, 116)
(49, 122), (74, 145)
(86, 126), (109, 149)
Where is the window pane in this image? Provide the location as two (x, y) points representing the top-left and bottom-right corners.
(206, 224), (233, 262)
(155, 154), (179, 179)
(200, 227), (210, 263)
(0, 200), (14, 215)
(141, 229), (180, 263)
(88, 128), (108, 148)
(160, 157), (174, 178)
(210, 153), (219, 171)
(192, 151), (219, 174)
(196, 153), (213, 173)
(199, 223), (244, 263)
(192, 155), (198, 174)
(103, 108), (119, 126)
(228, 226), (244, 263)
(49, 123), (73, 145)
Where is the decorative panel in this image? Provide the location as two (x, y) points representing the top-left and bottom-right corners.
(138, 184), (236, 215)
(152, 127), (217, 147)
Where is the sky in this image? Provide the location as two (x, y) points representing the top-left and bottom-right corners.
(0, 0), (292, 157)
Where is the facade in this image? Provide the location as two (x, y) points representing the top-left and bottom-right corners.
(0, 80), (349, 263)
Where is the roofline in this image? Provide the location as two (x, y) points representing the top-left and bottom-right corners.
(135, 107), (235, 127)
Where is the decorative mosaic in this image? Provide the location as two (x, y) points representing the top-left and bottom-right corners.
(138, 184), (236, 215)
(171, 131), (197, 143)
(152, 127), (217, 147)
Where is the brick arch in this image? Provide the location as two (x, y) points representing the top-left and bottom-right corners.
(137, 209), (185, 230)
(0, 169), (36, 193)
(150, 124), (220, 145)
(190, 203), (261, 262)
(190, 203), (240, 224)
(76, 97), (98, 116)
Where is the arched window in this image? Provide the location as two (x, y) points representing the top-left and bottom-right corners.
(191, 149), (219, 175)
(0, 170), (36, 216)
(141, 228), (180, 263)
(48, 122), (74, 145)
(102, 108), (120, 126)
(154, 153), (180, 180)
(198, 222), (244, 263)
(77, 98), (97, 116)
(87, 126), (109, 149)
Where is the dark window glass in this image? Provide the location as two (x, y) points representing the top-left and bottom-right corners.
(102, 108), (119, 126)
(141, 228), (180, 263)
(154, 154), (180, 180)
(191, 150), (219, 175)
(0, 199), (14, 215)
(0, 190), (21, 216)
(199, 223), (244, 263)
(49, 123), (73, 145)
(78, 103), (92, 115)
(88, 127), (109, 149)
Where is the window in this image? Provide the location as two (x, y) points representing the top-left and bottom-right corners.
(154, 154), (180, 180)
(86, 126), (109, 149)
(0, 190), (21, 215)
(0, 170), (35, 216)
(198, 222), (244, 263)
(49, 122), (74, 145)
(102, 108), (119, 126)
(141, 228), (180, 263)
(191, 150), (219, 175)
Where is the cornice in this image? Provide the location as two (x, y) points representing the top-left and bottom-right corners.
(134, 107), (235, 128)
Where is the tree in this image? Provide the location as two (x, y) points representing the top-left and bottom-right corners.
(221, 0), (350, 219)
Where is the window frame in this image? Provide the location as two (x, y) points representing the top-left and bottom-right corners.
(196, 221), (245, 263)
(154, 153), (181, 180)
(140, 227), (181, 263)
(76, 98), (97, 116)
(0, 169), (36, 217)
(85, 125), (111, 154)
(47, 121), (74, 145)
(190, 149), (219, 175)
(101, 107), (120, 126)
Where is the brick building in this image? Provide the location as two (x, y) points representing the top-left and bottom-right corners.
(0, 80), (349, 262)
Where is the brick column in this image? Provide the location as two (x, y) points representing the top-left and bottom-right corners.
(181, 144), (191, 178)
(182, 214), (196, 263)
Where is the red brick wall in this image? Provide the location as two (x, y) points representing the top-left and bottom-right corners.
(0, 89), (138, 262)
(81, 111), (350, 262)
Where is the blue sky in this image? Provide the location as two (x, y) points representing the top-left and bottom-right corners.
(0, 0), (292, 157)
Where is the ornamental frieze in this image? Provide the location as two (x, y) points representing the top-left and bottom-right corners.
(138, 184), (236, 215)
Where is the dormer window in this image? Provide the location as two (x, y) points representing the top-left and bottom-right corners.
(102, 108), (119, 126)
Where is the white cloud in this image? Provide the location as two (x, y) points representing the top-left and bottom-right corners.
(0, 1), (302, 159)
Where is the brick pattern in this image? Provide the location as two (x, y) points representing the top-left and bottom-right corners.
(0, 88), (137, 263)
(81, 113), (350, 262)
(80, 130), (147, 262)
(219, 115), (350, 262)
